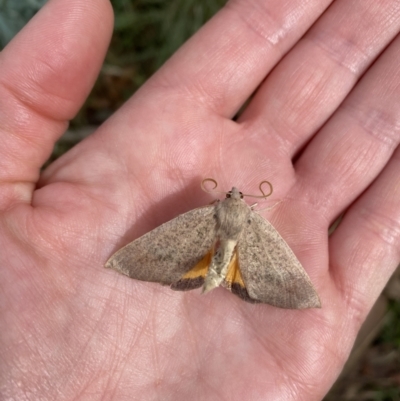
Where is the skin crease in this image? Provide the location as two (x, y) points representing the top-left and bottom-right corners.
(1, 0), (400, 399)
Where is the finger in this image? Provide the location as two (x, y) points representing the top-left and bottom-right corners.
(0, 0), (113, 209)
(148, 0), (332, 117)
(238, 0), (400, 154)
(294, 31), (400, 221)
(329, 145), (400, 330)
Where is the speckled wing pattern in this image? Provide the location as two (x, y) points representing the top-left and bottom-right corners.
(105, 206), (216, 285)
(237, 212), (320, 309)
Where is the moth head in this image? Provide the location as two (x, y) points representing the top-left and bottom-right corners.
(226, 187), (243, 200)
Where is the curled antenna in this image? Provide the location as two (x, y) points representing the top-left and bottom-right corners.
(201, 178), (273, 199)
(201, 178), (226, 195)
(242, 181), (273, 199)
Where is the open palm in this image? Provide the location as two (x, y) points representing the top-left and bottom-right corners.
(1, 1), (400, 400)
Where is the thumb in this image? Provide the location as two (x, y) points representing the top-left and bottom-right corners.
(0, 0), (113, 210)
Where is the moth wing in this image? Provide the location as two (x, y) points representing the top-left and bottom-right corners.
(237, 212), (321, 309)
(105, 205), (216, 286)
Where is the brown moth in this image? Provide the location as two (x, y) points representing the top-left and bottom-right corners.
(105, 180), (321, 308)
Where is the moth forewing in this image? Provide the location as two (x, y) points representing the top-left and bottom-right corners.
(105, 205), (217, 285)
(236, 212), (321, 308)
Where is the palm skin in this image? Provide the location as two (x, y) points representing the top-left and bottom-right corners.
(1, 1), (400, 400)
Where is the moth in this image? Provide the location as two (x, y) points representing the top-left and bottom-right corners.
(105, 179), (321, 308)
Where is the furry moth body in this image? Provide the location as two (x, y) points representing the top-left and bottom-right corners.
(106, 186), (321, 308)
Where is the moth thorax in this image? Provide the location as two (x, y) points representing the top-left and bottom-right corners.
(216, 200), (250, 241)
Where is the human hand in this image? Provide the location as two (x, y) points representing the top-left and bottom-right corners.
(1, 0), (400, 400)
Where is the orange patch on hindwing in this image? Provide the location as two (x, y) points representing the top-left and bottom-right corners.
(171, 249), (213, 291)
